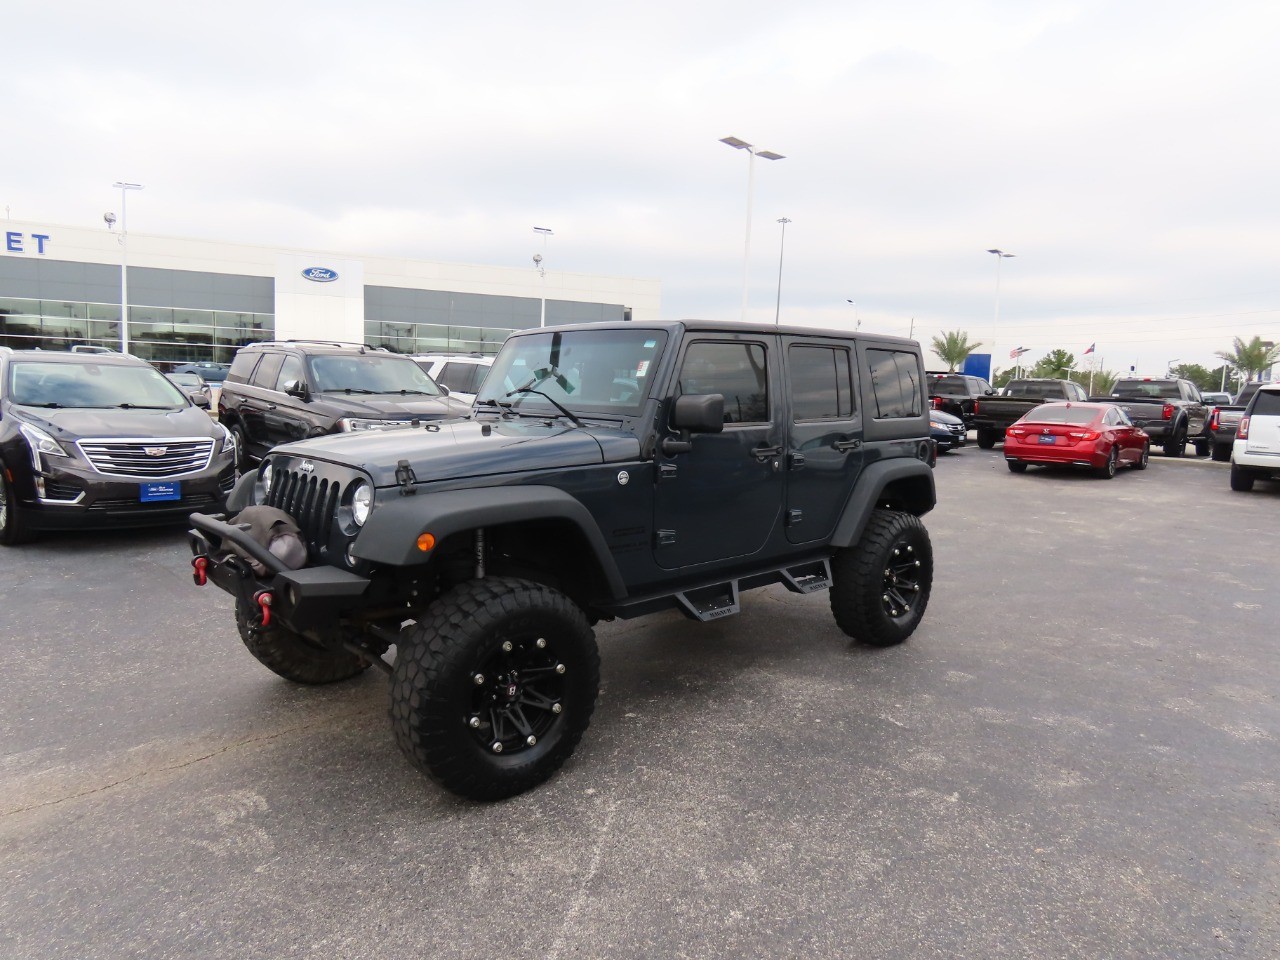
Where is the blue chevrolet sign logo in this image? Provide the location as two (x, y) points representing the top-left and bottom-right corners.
(301, 267), (339, 282)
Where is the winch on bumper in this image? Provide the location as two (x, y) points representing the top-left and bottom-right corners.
(188, 512), (370, 633)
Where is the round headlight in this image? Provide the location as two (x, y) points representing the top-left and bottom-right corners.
(351, 481), (373, 526)
(260, 461), (274, 496)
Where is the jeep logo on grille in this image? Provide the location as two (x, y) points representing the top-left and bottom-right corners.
(299, 461), (315, 474)
(144, 446), (167, 457)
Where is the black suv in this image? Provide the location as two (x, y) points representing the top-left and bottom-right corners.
(188, 321), (936, 800)
(927, 372), (992, 427)
(0, 347), (235, 545)
(218, 341), (471, 468)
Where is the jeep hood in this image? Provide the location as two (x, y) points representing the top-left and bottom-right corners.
(272, 417), (640, 486)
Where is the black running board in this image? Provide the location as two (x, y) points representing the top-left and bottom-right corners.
(598, 557), (832, 623)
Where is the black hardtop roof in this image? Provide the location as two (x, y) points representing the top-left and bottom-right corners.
(510, 319), (918, 346)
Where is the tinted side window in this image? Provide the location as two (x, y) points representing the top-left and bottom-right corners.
(866, 349), (923, 419)
(226, 350), (259, 384)
(252, 353), (285, 389)
(1250, 391), (1280, 417)
(789, 345), (853, 420)
(439, 362), (478, 393)
(679, 341), (768, 424)
(276, 355), (305, 391)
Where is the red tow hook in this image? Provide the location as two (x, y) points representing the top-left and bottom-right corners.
(192, 556), (209, 586)
(254, 590), (274, 628)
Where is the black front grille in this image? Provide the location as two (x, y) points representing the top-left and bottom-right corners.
(43, 479), (83, 501)
(89, 493), (222, 512)
(264, 469), (340, 557)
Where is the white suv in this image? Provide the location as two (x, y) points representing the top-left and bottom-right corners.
(1230, 382), (1280, 492)
(412, 354), (494, 405)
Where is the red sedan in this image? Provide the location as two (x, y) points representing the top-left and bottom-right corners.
(1004, 402), (1151, 478)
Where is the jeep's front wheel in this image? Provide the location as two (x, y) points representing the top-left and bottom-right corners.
(830, 510), (933, 646)
(390, 577), (600, 801)
(235, 602), (371, 684)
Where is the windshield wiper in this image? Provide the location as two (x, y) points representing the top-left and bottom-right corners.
(505, 387), (584, 428)
(332, 387), (378, 394)
(116, 403), (176, 410)
(22, 401), (63, 408)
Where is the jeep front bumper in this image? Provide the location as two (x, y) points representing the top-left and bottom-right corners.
(188, 512), (370, 633)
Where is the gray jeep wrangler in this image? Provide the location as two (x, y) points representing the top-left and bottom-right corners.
(188, 320), (936, 800)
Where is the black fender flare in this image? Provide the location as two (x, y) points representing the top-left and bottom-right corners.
(352, 485), (627, 599)
(830, 458), (936, 549)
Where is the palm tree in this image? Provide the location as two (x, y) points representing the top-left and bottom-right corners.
(930, 330), (981, 372)
(1215, 336), (1280, 383)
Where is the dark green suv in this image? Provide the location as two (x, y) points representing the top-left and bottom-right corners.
(188, 321), (936, 800)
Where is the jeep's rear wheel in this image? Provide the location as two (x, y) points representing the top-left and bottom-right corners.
(830, 510), (933, 647)
(391, 576), (600, 801)
(235, 602), (371, 684)
(0, 468), (35, 546)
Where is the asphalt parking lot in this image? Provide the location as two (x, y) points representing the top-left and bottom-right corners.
(2, 445), (1277, 959)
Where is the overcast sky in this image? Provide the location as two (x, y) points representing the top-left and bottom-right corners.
(6, 0), (1278, 378)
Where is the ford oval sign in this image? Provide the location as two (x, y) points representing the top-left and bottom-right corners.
(301, 267), (339, 282)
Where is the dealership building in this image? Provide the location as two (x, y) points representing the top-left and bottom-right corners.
(0, 220), (662, 366)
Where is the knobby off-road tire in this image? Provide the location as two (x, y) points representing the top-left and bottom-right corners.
(391, 577), (600, 801)
(1230, 463), (1256, 492)
(976, 428), (998, 449)
(830, 509), (933, 647)
(0, 468), (36, 546)
(1096, 445), (1118, 479)
(235, 602), (371, 684)
(1133, 443), (1150, 470)
(1163, 424), (1186, 457)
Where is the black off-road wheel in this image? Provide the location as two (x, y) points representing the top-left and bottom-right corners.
(1133, 443), (1150, 470)
(0, 469), (35, 547)
(390, 577), (600, 801)
(976, 428), (998, 449)
(1096, 445), (1118, 479)
(830, 510), (933, 647)
(235, 602), (371, 684)
(1163, 424), (1186, 457)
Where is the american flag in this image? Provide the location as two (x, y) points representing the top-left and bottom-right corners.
(1009, 346), (1029, 358)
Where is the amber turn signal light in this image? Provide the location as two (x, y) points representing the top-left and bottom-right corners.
(416, 532), (436, 552)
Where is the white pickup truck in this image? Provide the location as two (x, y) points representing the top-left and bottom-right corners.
(1229, 382), (1280, 492)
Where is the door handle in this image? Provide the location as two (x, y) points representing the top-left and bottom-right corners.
(752, 444), (783, 462)
(833, 438), (862, 452)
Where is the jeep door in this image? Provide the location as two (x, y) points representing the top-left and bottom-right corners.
(653, 335), (785, 569)
(782, 338), (864, 544)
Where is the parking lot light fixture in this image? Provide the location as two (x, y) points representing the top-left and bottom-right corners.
(987, 249), (1015, 381)
(533, 227), (553, 327)
(774, 218), (791, 326)
(113, 181), (144, 354)
(720, 137), (786, 321)
(845, 299), (860, 330)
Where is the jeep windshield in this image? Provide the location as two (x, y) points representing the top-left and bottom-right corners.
(308, 355), (444, 396)
(9, 360), (187, 409)
(476, 329), (667, 417)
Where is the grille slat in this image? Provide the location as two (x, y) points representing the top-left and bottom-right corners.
(266, 467), (340, 558)
(77, 438), (215, 478)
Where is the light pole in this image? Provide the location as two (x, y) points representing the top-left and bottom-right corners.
(987, 248), (1015, 382)
(533, 226), (553, 327)
(845, 299), (860, 330)
(1167, 358), (1181, 376)
(113, 181), (144, 354)
(773, 218), (791, 326)
(720, 136), (785, 321)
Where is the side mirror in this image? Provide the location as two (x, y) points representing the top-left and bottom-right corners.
(672, 394), (725, 434)
(283, 379), (309, 400)
(662, 394), (724, 456)
(438, 384), (450, 397)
